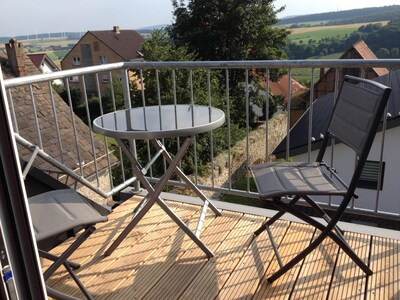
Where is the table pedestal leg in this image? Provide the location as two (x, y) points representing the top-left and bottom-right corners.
(104, 137), (214, 258)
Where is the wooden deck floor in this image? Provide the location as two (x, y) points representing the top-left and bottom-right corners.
(46, 196), (400, 299)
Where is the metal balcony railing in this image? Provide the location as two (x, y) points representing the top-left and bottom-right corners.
(3, 59), (400, 221)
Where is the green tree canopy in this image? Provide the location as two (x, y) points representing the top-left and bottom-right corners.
(168, 0), (290, 63)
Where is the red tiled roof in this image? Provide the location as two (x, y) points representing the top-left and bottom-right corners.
(341, 40), (388, 76)
(268, 75), (307, 101)
(89, 29), (145, 61)
(27, 53), (46, 68)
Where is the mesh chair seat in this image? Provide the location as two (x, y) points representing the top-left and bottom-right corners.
(29, 189), (108, 300)
(29, 189), (107, 241)
(250, 162), (347, 199)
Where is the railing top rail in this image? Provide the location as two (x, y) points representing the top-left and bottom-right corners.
(3, 59), (400, 88)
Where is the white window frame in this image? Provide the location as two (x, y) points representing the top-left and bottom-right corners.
(99, 56), (108, 65)
(72, 57), (80, 66)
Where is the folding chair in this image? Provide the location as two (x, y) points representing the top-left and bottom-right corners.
(250, 75), (391, 283)
(29, 189), (108, 300)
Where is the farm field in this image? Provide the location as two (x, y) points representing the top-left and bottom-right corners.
(15, 36), (80, 68)
(288, 21), (389, 43)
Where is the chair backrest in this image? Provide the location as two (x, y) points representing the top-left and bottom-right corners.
(317, 75), (391, 193)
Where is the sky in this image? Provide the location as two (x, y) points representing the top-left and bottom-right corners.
(0, 0), (398, 37)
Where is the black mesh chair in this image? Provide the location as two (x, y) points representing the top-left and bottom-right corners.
(250, 75), (391, 283)
(29, 189), (108, 299)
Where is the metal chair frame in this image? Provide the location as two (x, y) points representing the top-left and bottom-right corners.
(250, 75), (392, 283)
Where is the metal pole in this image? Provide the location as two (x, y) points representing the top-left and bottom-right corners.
(0, 68), (47, 299)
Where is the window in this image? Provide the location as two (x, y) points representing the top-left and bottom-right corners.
(72, 57), (80, 65)
(357, 160), (385, 190)
(101, 74), (109, 83)
(69, 76), (79, 82)
(99, 56), (108, 64)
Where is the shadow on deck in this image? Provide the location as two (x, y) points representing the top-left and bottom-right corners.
(45, 195), (399, 299)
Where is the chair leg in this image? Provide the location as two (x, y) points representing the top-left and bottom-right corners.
(254, 196), (300, 237)
(64, 263), (93, 300)
(39, 250), (80, 270)
(42, 226), (95, 300)
(266, 199), (372, 283)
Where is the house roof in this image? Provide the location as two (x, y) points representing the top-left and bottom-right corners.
(345, 40), (388, 77)
(27, 53), (59, 71)
(89, 28), (144, 61)
(268, 74), (307, 102)
(273, 70), (400, 158)
(27, 53), (46, 68)
(2, 47), (116, 178)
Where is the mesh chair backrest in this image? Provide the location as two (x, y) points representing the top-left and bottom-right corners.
(328, 76), (391, 157)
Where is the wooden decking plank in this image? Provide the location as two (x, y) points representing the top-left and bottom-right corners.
(290, 231), (339, 299)
(328, 232), (370, 299)
(100, 200), (215, 299)
(217, 219), (289, 300)
(48, 197), (181, 298)
(253, 222), (316, 300)
(48, 196), (400, 300)
(367, 236), (399, 299)
(179, 213), (265, 299)
(142, 210), (242, 300)
(87, 199), (198, 296)
(113, 207), (220, 300)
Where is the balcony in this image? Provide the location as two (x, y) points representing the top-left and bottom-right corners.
(1, 59), (399, 299)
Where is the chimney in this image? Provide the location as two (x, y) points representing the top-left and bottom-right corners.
(5, 39), (27, 77)
(113, 26), (120, 34)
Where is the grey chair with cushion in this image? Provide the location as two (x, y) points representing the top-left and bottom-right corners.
(29, 189), (108, 299)
(250, 75), (391, 283)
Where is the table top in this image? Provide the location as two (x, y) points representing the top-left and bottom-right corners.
(93, 104), (225, 139)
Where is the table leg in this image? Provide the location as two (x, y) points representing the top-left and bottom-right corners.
(151, 139), (222, 237)
(104, 137), (214, 258)
(151, 139), (221, 216)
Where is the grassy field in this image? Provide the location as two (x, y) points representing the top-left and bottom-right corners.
(17, 37), (80, 68)
(290, 53), (342, 84)
(288, 21), (388, 43)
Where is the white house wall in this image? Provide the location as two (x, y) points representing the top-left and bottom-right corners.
(292, 127), (400, 216)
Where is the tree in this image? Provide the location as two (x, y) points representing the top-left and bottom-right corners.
(168, 0), (290, 127)
(169, 0), (289, 64)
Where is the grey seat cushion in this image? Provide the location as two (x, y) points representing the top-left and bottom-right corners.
(250, 162), (347, 199)
(29, 189), (108, 241)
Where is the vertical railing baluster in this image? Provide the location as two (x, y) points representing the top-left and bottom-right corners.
(189, 69), (199, 184)
(285, 68), (292, 161)
(65, 80), (83, 177)
(155, 69), (167, 175)
(48, 81), (64, 164)
(172, 69), (182, 174)
(7, 89), (18, 134)
(139, 69), (152, 179)
(226, 69), (232, 190)
(207, 70), (215, 187)
(265, 69), (270, 162)
(375, 68), (393, 213)
(101, 71), (115, 189)
(329, 67), (340, 207)
(122, 68), (140, 191)
(245, 69), (250, 192)
(29, 84), (43, 149)
(81, 75), (100, 187)
(308, 68), (315, 162)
